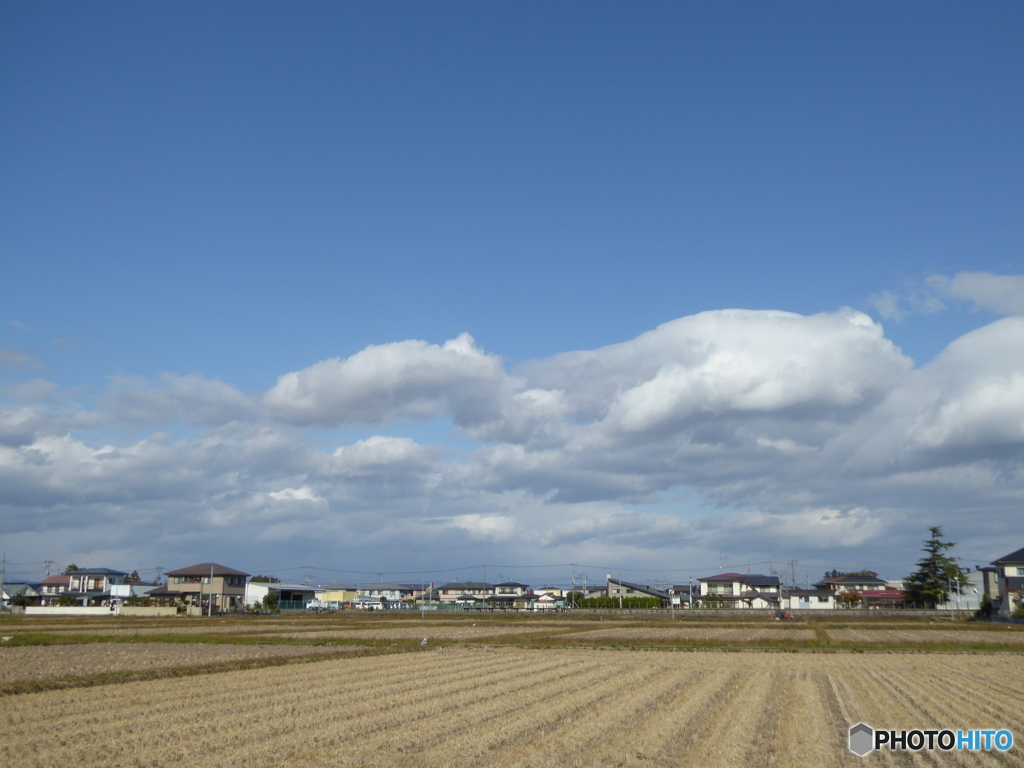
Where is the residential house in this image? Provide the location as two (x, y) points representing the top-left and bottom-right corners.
(356, 583), (413, 607)
(813, 574), (888, 593)
(781, 589), (836, 610)
(493, 581), (530, 596)
(670, 585), (697, 607)
(435, 582), (493, 604)
(527, 592), (566, 611)
(991, 546), (1024, 616)
(37, 575), (71, 605)
(606, 576), (670, 604)
(697, 573), (781, 609)
(1, 583), (40, 608)
(158, 563), (249, 613)
(51, 568), (129, 606)
(811, 574), (908, 609)
(511, 591), (566, 612)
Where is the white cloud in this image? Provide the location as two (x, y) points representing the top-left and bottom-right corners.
(3, 306), (1024, 574)
(726, 506), (885, 549)
(101, 373), (257, 426)
(449, 514), (516, 541)
(596, 309), (907, 434)
(263, 333), (509, 428)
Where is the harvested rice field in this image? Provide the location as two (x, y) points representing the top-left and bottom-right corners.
(558, 626), (817, 642)
(827, 628), (1024, 645)
(2, 646), (1022, 768)
(0, 642), (352, 684)
(259, 624), (553, 640)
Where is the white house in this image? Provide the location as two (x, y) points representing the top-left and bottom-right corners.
(697, 573), (781, 609)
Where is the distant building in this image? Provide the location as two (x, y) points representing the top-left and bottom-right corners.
(697, 573), (781, 609)
(436, 582), (493, 603)
(606, 575), (669, 604)
(991, 546), (1024, 616)
(156, 563), (249, 613)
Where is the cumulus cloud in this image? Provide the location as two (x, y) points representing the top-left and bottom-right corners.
(263, 333), (509, 428)
(100, 373), (258, 426)
(2, 305), (1024, 575)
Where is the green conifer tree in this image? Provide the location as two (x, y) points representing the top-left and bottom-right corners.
(902, 527), (969, 609)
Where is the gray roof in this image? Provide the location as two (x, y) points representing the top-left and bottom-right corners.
(993, 547), (1024, 566)
(786, 588), (833, 598)
(2, 584), (39, 597)
(268, 583), (319, 592)
(437, 582), (492, 590)
(70, 567), (128, 576)
(608, 578), (669, 599)
(743, 575), (782, 587)
(166, 563), (250, 577)
(357, 583), (410, 592)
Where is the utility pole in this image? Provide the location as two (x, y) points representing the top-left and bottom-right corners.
(304, 566), (310, 586)
(571, 564), (576, 609)
(44, 560), (54, 578)
(0, 553), (6, 612)
(208, 564), (214, 618)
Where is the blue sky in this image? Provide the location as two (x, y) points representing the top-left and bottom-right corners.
(1, 4), (1022, 586)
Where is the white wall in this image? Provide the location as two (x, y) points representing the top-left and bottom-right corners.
(25, 606), (115, 616)
(245, 582), (271, 607)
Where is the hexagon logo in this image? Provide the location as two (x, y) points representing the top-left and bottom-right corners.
(849, 722), (874, 756)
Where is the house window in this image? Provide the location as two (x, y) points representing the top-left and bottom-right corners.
(174, 577), (182, 584)
(817, 596), (829, 603)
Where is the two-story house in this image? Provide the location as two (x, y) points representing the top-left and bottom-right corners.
(991, 546), (1024, 616)
(813, 574), (888, 593)
(435, 582), (493, 603)
(812, 573), (905, 608)
(159, 563), (249, 613)
(37, 575), (71, 605)
(356, 583), (413, 607)
(54, 567), (128, 606)
(493, 581), (530, 597)
(697, 573), (781, 609)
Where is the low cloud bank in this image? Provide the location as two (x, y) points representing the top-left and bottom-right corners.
(2, 302), (1023, 572)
